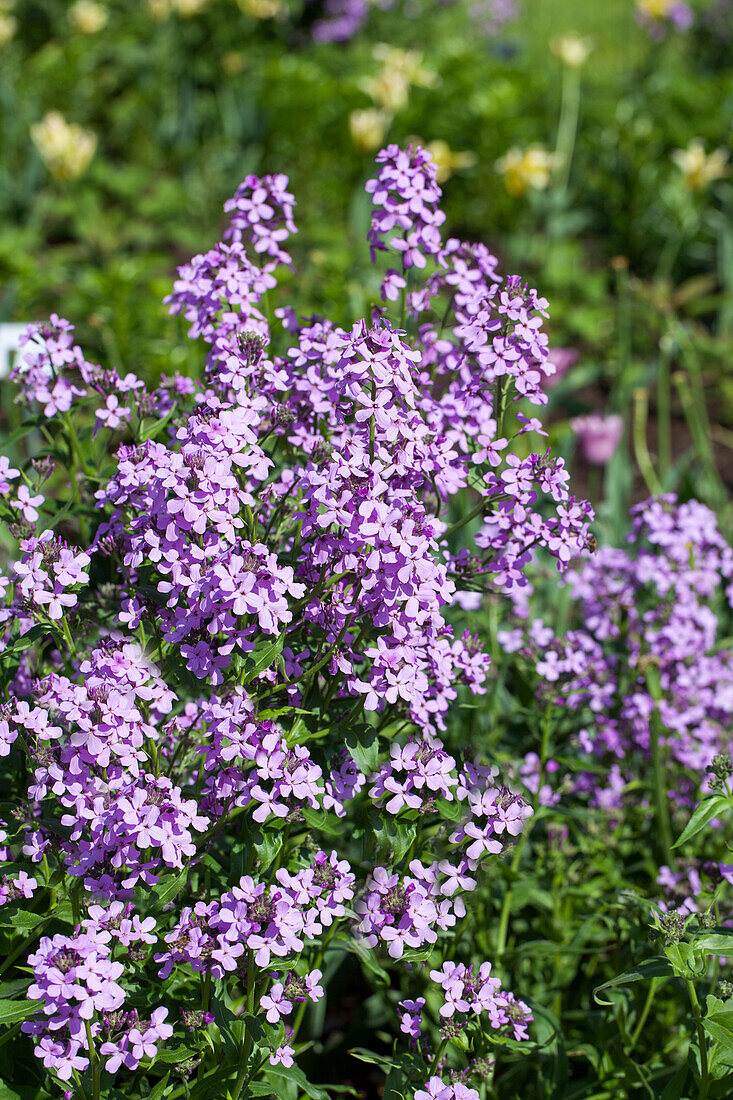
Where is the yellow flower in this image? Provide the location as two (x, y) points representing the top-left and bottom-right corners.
(222, 50), (245, 74)
(636, 0), (675, 17)
(0, 11), (17, 46)
(549, 32), (592, 68)
(147, 0), (172, 17)
(424, 139), (477, 183)
(172, 0), (209, 15)
(371, 45), (437, 89)
(236, 0), (284, 15)
(349, 108), (390, 153)
(496, 145), (558, 197)
(68, 0), (108, 33)
(361, 45), (437, 113)
(361, 69), (410, 113)
(672, 140), (728, 191)
(31, 112), (98, 182)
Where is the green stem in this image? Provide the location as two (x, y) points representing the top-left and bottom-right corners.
(686, 980), (709, 1100)
(650, 722), (672, 867)
(496, 705), (552, 960)
(553, 67), (581, 195)
(625, 977), (659, 1054)
(657, 344), (672, 480)
(85, 1019), (101, 1100)
(61, 411), (94, 480)
(672, 326), (726, 508)
(291, 924), (339, 1043)
(231, 952), (257, 1100)
(632, 388), (662, 497)
(427, 1037), (448, 1078)
(445, 495), (489, 539)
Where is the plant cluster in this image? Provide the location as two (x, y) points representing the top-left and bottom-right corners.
(0, 143), (596, 1099)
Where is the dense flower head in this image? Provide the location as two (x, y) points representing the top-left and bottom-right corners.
(12, 314), (145, 425)
(501, 496), (733, 809)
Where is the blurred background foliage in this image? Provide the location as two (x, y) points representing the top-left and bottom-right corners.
(1, 0), (733, 532)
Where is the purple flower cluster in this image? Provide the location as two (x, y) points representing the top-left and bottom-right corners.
(502, 496), (733, 810)
(430, 959), (532, 1037)
(12, 314), (145, 428)
(0, 144), (595, 1094)
(307, 0), (518, 43)
(14, 531), (90, 621)
(367, 143), (445, 269)
(157, 850), (353, 976)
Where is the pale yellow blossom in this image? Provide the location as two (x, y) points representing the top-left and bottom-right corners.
(69, 0), (108, 33)
(424, 140), (477, 183)
(636, 0), (675, 17)
(350, 108), (390, 153)
(549, 32), (592, 68)
(31, 112), (98, 182)
(672, 140), (728, 191)
(361, 45), (437, 113)
(222, 50), (245, 74)
(147, 0), (172, 17)
(172, 0), (209, 15)
(0, 11), (17, 45)
(496, 145), (558, 197)
(236, 0), (284, 15)
(361, 70), (410, 113)
(371, 45), (437, 89)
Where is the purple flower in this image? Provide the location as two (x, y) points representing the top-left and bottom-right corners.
(260, 982), (293, 1024)
(571, 414), (624, 465)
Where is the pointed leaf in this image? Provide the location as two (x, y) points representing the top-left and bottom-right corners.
(593, 958), (673, 1005)
(673, 796), (730, 849)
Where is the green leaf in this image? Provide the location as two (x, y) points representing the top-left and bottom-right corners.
(0, 902), (72, 931)
(703, 1010), (733, 1056)
(302, 805), (342, 837)
(383, 1067), (407, 1100)
(593, 958), (673, 1005)
(349, 1047), (401, 1071)
(253, 828), (283, 870)
(152, 868), (189, 908)
(147, 1074), (171, 1100)
(210, 995), (238, 1056)
(335, 933), (389, 986)
(139, 402), (178, 443)
(240, 1011), (264, 1044)
(0, 997), (43, 1024)
(660, 1063), (689, 1100)
(372, 815), (416, 861)
(241, 635), (285, 684)
(0, 625), (51, 664)
(665, 941), (706, 978)
(2, 414), (49, 449)
(691, 932), (733, 956)
(151, 1045), (198, 1064)
(344, 724), (380, 775)
(263, 1063), (329, 1100)
(673, 795), (730, 849)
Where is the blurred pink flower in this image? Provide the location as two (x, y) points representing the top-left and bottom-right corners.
(570, 414), (624, 465)
(543, 347), (578, 389)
